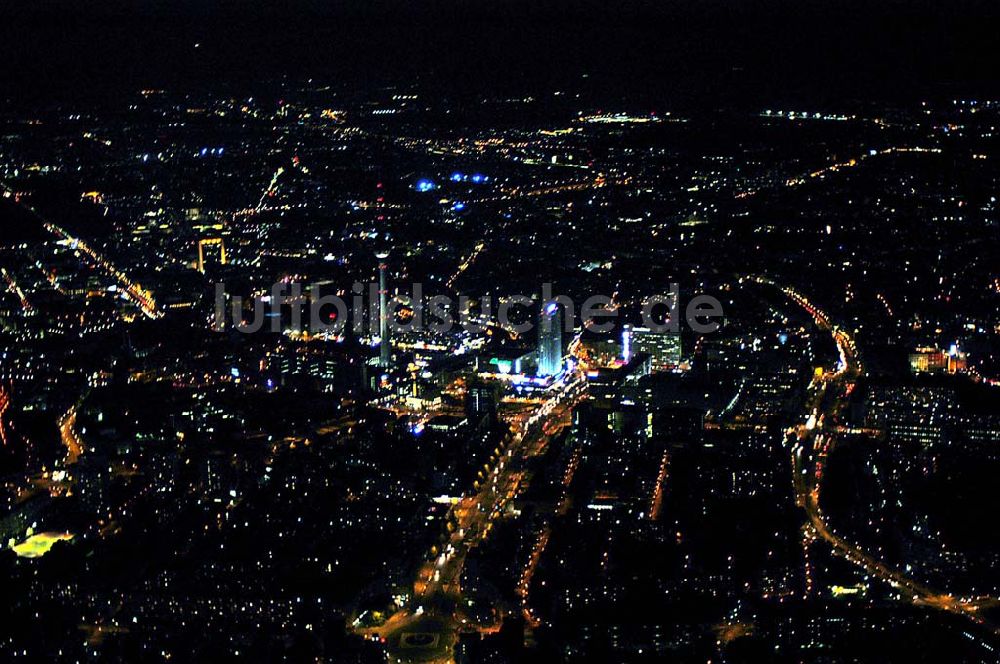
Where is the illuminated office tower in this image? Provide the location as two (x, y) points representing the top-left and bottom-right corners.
(625, 325), (681, 371)
(537, 301), (563, 376)
(376, 251), (391, 367)
(197, 237), (227, 273)
(466, 378), (498, 422)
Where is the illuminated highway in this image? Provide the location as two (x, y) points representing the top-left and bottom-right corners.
(1, 267), (33, 314)
(446, 241), (484, 290)
(0, 385), (11, 447)
(58, 402), (85, 465)
(354, 371), (586, 662)
(736, 146), (943, 199)
(755, 276), (999, 630)
(1, 182), (162, 319)
(40, 221), (162, 319)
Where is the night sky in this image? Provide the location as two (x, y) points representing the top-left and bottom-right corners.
(3, 1), (1000, 105)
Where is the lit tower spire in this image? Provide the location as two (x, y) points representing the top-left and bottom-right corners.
(376, 250), (391, 367)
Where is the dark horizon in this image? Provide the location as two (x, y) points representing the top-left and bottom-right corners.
(4, 1), (1000, 106)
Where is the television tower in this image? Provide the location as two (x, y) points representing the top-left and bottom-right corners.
(376, 250), (391, 367)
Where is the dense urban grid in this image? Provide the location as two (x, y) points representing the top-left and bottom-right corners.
(3, 28), (1000, 662)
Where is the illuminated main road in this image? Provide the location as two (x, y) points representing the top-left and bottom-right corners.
(1, 183), (162, 319)
(753, 275), (999, 630)
(0, 385), (11, 447)
(40, 221), (161, 319)
(2, 267), (33, 314)
(353, 372), (586, 663)
(58, 402), (86, 465)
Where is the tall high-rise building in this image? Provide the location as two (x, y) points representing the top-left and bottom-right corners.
(466, 378), (498, 422)
(376, 251), (391, 367)
(537, 301), (563, 376)
(624, 325), (681, 371)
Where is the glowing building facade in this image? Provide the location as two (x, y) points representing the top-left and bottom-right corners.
(537, 302), (563, 377)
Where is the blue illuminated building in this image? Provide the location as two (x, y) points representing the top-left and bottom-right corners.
(537, 302), (563, 377)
